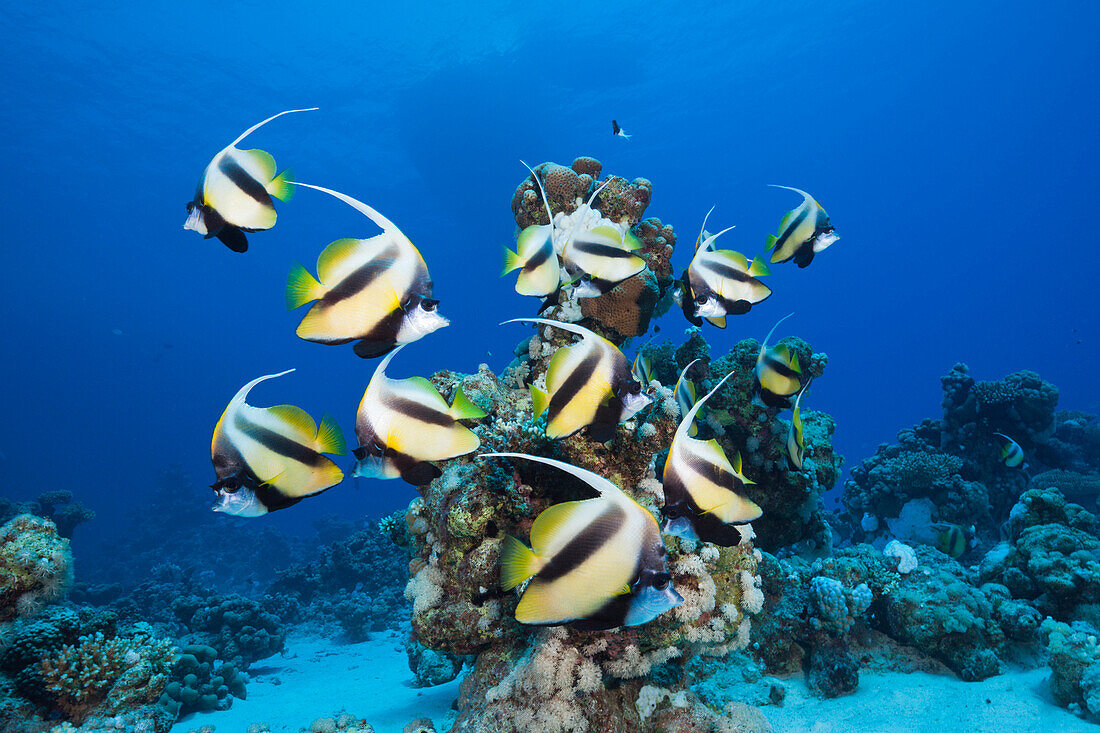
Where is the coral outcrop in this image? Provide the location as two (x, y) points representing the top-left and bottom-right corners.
(979, 487), (1100, 621)
(158, 643), (247, 717)
(0, 606), (177, 732)
(0, 514), (73, 621)
(172, 593), (285, 669)
(0, 491), (95, 540)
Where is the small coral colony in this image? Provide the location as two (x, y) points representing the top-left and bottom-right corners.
(186, 107), (846, 629)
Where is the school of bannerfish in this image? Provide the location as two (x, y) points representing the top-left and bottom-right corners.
(186, 108), (842, 628)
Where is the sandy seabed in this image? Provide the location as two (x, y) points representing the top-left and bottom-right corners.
(174, 629), (461, 733)
(175, 632), (1092, 733)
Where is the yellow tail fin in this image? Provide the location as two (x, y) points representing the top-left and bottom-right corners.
(502, 247), (523, 276)
(500, 535), (539, 590)
(449, 388), (487, 420)
(286, 263), (325, 309)
(315, 414), (347, 455)
(530, 386), (550, 421)
(268, 168), (295, 202)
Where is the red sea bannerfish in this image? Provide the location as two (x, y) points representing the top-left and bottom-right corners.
(184, 108), (317, 252)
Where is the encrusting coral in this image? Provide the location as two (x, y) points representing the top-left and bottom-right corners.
(0, 514), (73, 621)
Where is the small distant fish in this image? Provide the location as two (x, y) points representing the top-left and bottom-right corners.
(933, 523), (968, 558)
(488, 452), (682, 629)
(993, 432), (1026, 469)
(661, 371), (762, 545)
(503, 161), (561, 298)
(612, 120), (631, 140)
(765, 185), (839, 268)
(184, 108), (316, 252)
(286, 183), (448, 359)
(785, 379), (812, 469)
(210, 369), (346, 517)
(754, 313), (803, 408)
(674, 359), (701, 437)
(353, 345), (486, 485)
(677, 208), (771, 327)
(504, 318), (650, 442)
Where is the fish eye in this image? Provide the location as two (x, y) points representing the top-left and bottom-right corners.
(630, 382), (641, 395)
(582, 274), (592, 282)
(422, 299), (439, 312)
(694, 295), (707, 305)
(186, 202), (195, 213)
(653, 573), (671, 591)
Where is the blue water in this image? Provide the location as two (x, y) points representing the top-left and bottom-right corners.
(1, 0), (1097, 556)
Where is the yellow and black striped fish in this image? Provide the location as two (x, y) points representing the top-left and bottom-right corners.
(675, 359), (701, 438)
(505, 318), (650, 442)
(994, 432), (1026, 468)
(353, 345), (486, 485)
(488, 452), (682, 629)
(679, 208), (771, 326)
(661, 372), (762, 545)
(632, 351), (655, 390)
(286, 183), (448, 359)
(765, 185), (839, 268)
(554, 178), (646, 298)
(210, 369), (346, 517)
(563, 223), (646, 298)
(502, 161), (561, 298)
(785, 379), (812, 469)
(754, 313), (803, 408)
(934, 523), (968, 558)
(184, 108), (316, 252)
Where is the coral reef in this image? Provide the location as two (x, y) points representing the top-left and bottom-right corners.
(0, 491), (95, 540)
(1041, 618), (1100, 723)
(265, 523), (408, 639)
(158, 643), (247, 717)
(0, 605), (176, 732)
(392, 345), (770, 729)
(0, 514), (73, 621)
(172, 593), (286, 669)
(979, 486), (1100, 620)
(406, 635), (468, 687)
(510, 158), (652, 231)
(704, 337), (840, 553)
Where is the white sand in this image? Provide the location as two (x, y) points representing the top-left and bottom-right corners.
(173, 629), (462, 733)
(176, 634), (1093, 733)
(764, 667), (1092, 733)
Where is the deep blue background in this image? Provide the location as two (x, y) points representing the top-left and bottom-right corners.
(1, 1), (1097, 558)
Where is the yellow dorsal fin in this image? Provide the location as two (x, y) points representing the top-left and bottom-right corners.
(265, 404), (318, 442)
(714, 250), (749, 270)
(530, 500), (590, 551)
(239, 148), (277, 180)
(317, 238), (367, 283)
(545, 345), (572, 388)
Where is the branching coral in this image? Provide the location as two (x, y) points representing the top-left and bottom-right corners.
(38, 626), (177, 724)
